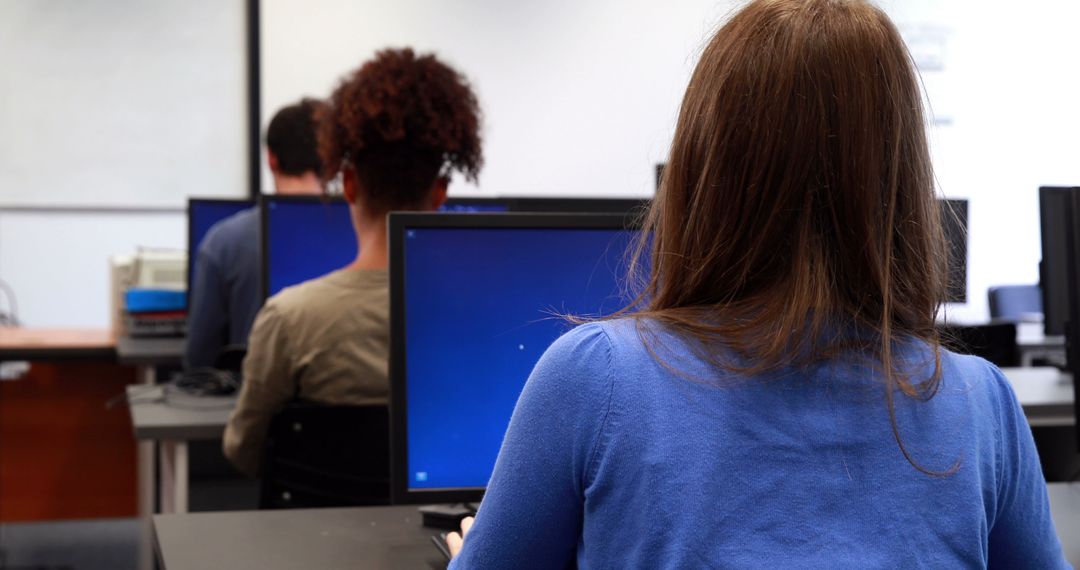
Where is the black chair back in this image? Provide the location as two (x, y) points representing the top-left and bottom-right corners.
(938, 323), (1020, 368)
(259, 402), (390, 509)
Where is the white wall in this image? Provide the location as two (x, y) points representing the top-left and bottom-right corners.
(882, 0), (1080, 322)
(264, 0), (1080, 324)
(0, 0), (248, 208)
(4, 1), (1079, 327)
(0, 0), (246, 327)
(0, 210), (186, 327)
(262, 0), (737, 198)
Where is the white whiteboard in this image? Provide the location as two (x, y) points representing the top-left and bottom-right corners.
(0, 0), (248, 209)
(261, 0), (739, 198)
(263, 0), (1080, 322)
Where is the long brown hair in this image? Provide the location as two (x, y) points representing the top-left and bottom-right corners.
(630, 0), (952, 474)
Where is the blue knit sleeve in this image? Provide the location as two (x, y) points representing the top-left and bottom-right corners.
(985, 365), (1071, 569)
(449, 323), (615, 569)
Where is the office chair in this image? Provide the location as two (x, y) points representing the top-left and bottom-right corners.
(987, 284), (1043, 323)
(259, 402), (391, 509)
(213, 344), (247, 373)
(938, 323), (1020, 368)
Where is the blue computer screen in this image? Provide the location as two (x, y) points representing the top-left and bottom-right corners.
(189, 200), (252, 288)
(265, 200), (511, 297)
(265, 200), (357, 297)
(403, 226), (638, 490)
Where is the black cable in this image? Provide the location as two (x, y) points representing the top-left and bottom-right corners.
(171, 368), (241, 397)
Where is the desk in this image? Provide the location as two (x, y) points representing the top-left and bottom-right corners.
(154, 505), (446, 570)
(1001, 367), (1076, 427)
(1049, 483), (1080, 565)
(127, 384), (234, 514)
(1016, 323), (1066, 367)
(116, 335), (185, 570)
(116, 336), (186, 368)
(0, 327), (115, 361)
(128, 383), (232, 570)
(153, 485), (1080, 568)
(0, 331), (137, 523)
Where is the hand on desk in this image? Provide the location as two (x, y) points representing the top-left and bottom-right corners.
(446, 516), (474, 558)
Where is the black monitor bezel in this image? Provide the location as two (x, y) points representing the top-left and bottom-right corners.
(1061, 189), (1080, 450)
(1040, 187), (1075, 336)
(388, 212), (639, 505)
(509, 196), (650, 218)
(187, 197), (254, 309)
(258, 195), (516, 301)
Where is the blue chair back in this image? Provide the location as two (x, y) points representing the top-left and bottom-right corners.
(987, 284), (1042, 322)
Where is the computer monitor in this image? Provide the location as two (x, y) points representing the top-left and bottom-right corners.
(260, 196), (514, 299)
(389, 212), (640, 504)
(1040, 187), (1074, 336)
(1061, 188), (1080, 449)
(940, 198), (968, 304)
(510, 197), (650, 218)
(187, 198), (253, 306)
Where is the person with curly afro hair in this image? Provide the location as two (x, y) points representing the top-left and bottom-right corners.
(224, 48), (484, 477)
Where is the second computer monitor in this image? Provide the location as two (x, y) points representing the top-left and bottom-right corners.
(261, 196), (514, 299)
(188, 197), (254, 304)
(1040, 187), (1074, 336)
(389, 212), (640, 504)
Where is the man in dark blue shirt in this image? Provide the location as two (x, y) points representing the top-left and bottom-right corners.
(184, 99), (326, 369)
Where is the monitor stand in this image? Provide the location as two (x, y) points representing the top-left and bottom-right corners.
(419, 503), (478, 530)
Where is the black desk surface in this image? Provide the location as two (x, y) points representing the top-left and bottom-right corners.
(154, 505), (447, 570)
(155, 485), (1080, 568)
(154, 485), (1080, 570)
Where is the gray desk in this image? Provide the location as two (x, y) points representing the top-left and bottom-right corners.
(1000, 367), (1075, 427)
(1016, 323), (1066, 367)
(128, 384), (235, 514)
(117, 335), (185, 570)
(1049, 483), (1080, 565)
(154, 505), (446, 570)
(153, 486), (1080, 568)
(116, 336), (186, 368)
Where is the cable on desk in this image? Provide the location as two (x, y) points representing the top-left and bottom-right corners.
(109, 370), (240, 411)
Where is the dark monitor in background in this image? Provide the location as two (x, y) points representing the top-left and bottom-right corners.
(260, 196), (514, 299)
(388, 212), (640, 504)
(188, 198), (254, 305)
(940, 198), (969, 304)
(1040, 187), (1075, 336)
(1062, 188), (1080, 449)
(511, 197), (650, 218)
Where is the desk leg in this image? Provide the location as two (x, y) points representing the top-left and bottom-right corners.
(159, 440), (189, 514)
(137, 364), (157, 570)
(137, 440), (155, 570)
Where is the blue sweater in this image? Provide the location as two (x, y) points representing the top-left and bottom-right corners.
(184, 207), (263, 369)
(451, 320), (1068, 569)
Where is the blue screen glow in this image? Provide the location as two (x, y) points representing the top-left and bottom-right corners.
(265, 200), (510, 297)
(189, 200), (252, 289)
(402, 226), (638, 490)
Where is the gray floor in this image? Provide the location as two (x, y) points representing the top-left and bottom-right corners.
(0, 477), (259, 570)
(0, 517), (137, 570)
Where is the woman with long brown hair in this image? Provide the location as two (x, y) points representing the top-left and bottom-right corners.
(446, 0), (1066, 567)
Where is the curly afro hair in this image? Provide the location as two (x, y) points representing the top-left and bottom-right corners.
(319, 48), (483, 215)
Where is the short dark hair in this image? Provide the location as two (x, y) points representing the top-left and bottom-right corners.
(265, 98), (326, 176)
(319, 48), (483, 216)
